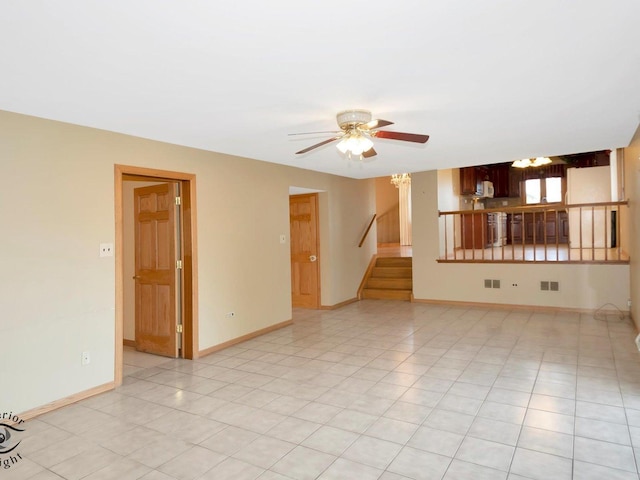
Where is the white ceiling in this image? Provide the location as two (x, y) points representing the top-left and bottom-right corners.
(1, 1), (639, 179)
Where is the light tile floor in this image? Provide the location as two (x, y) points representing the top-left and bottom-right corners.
(10, 300), (640, 479)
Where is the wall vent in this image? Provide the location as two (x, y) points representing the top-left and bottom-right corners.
(492, 280), (501, 289)
(550, 281), (559, 291)
(484, 279), (492, 288)
(540, 281), (549, 291)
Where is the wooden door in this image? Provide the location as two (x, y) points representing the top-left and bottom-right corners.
(290, 194), (320, 308)
(134, 183), (179, 357)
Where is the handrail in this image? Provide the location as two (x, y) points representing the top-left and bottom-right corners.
(439, 200), (628, 216)
(358, 214), (377, 247)
(438, 200), (629, 264)
(376, 203), (400, 221)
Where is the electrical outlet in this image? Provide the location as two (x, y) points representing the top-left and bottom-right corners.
(225, 312), (235, 318)
(81, 351), (91, 366)
(99, 243), (114, 257)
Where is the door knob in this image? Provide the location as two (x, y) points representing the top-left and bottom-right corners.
(132, 275), (141, 279)
(309, 255), (317, 262)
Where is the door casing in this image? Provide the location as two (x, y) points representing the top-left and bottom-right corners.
(115, 165), (198, 386)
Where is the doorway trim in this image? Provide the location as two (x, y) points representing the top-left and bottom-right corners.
(114, 164), (199, 386)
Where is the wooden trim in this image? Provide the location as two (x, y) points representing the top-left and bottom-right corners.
(437, 259), (629, 265)
(114, 164), (199, 382)
(411, 297), (629, 314)
(19, 382), (114, 421)
(198, 320), (293, 358)
(123, 339), (136, 348)
(114, 166), (124, 386)
(357, 254), (378, 300)
(439, 200), (628, 216)
(321, 297), (359, 310)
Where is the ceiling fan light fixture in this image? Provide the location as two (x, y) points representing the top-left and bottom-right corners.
(336, 109), (372, 129)
(336, 133), (373, 156)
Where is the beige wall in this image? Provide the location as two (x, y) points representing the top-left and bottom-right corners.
(412, 170), (630, 311)
(625, 124), (640, 330)
(375, 176), (399, 243)
(1, 110), (376, 414)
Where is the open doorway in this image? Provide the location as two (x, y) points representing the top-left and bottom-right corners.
(114, 165), (198, 386)
(375, 175), (412, 257)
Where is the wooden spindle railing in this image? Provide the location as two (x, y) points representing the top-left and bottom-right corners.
(437, 201), (628, 263)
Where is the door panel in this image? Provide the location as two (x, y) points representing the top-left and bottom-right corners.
(290, 194), (320, 308)
(134, 183), (178, 357)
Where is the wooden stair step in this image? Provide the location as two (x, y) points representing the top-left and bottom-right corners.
(366, 278), (413, 290)
(371, 266), (412, 278)
(361, 288), (412, 300)
(375, 257), (413, 267)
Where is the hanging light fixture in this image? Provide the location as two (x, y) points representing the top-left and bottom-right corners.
(336, 131), (374, 158)
(512, 157), (552, 168)
(390, 173), (411, 188)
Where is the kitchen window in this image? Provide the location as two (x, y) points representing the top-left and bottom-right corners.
(524, 177), (563, 204)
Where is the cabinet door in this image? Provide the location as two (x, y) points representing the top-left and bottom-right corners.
(461, 213), (486, 248)
(511, 214), (523, 243)
(490, 164), (510, 198)
(460, 168), (477, 195)
(509, 168), (522, 198)
(475, 166), (489, 195)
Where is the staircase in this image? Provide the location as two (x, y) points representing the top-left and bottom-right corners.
(360, 256), (413, 300)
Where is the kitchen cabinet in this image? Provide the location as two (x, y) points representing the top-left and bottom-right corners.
(461, 212), (505, 248)
(508, 168), (523, 198)
(461, 213), (488, 248)
(510, 211), (568, 244)
(488, 164), (510, 198)
(562, 150), (610, 168)
(460, 166), (489, 196)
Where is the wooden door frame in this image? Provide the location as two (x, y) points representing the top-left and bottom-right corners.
(114, 164), (199, 386)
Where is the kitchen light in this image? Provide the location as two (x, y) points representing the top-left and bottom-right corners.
(512, 157), (552, 168)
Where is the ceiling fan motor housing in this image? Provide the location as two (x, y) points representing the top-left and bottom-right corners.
(337, 109), (372, 130)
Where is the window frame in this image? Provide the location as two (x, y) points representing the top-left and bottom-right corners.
(521, 176), (566, 205)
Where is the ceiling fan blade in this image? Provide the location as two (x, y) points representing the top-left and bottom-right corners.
(361, 119), (394, 130)
(295, 136), (342, 155)
(362, 148), (377, 158)
(374, 131), (430, 143)
(288, 130), (342, 136)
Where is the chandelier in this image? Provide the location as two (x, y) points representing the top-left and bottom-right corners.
(390, 173), (411, 188)
(512, 157), (552, 168)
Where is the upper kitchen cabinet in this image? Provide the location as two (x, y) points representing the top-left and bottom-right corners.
(459, 166), (489, 195)
(561, 150), (610, 168)
(488, 163), (510, 198)
(508, 168), (523, 198)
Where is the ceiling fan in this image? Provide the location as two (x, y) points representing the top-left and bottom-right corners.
(290, 109), (429, 159)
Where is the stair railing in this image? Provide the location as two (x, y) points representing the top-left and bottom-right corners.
(358, 213), (377, 247)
